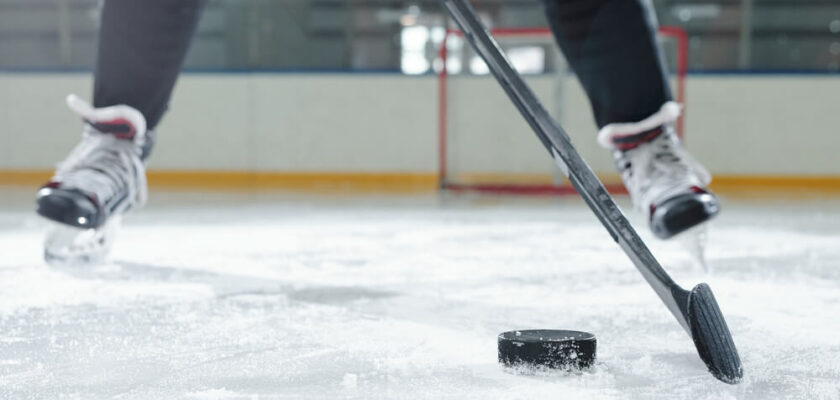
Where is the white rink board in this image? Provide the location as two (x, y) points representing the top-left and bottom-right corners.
(445, 75), (560, 175)
(1, 190), (839, 398)
(0, 73), (839, 176)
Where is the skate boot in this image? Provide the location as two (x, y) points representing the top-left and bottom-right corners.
(598, 102), (719, 240)
(36, 94), (148, 265)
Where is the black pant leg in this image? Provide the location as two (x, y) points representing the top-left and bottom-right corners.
(93, 0), (205, 131)
(540, 0), (672, 128)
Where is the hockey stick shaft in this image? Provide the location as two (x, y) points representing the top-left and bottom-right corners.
(439, 0), (690, 332)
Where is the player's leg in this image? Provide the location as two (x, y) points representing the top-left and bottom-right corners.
(36, 0), (204, 264)
(93, 0), (205, 158)
(540, 0), (718, 239)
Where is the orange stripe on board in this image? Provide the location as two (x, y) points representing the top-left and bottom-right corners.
(0, 170), (52, 185)
(146, 171), (439, 193)
(449, 172), (624, 186)
(710, 175), (840, 194)
(1, 170), (839, 195)
(0, 170), (439, 193)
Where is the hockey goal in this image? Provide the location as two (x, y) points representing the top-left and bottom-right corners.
(437, 26), (687, 194)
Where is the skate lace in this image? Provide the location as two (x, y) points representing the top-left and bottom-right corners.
(54, 127), (147, 212)
(619, 135), (710, 212)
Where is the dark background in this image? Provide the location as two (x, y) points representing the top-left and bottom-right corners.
(0, 0), (838, 72)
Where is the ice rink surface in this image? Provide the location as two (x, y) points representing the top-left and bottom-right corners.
(1, 188), (839, 399)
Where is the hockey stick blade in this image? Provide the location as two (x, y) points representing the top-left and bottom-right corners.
(685, 283), (743, 383)
(440, 0), (742, 383)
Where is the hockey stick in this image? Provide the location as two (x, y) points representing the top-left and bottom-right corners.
(439, 0), (742, 384)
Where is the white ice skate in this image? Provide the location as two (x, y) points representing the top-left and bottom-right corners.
(36, 95), (148, 266)
(598, 102), (720, 240)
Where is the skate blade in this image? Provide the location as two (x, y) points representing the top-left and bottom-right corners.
(676, 222), (710, 273)
(42, 218), (119, 267)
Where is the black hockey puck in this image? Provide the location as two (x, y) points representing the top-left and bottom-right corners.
(498, 330), (596, 370)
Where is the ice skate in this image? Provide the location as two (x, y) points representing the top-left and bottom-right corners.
(598, 102), (720, 240)
(36, 95), (148, 266)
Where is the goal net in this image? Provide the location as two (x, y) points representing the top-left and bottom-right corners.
(437, 27), (687, 194)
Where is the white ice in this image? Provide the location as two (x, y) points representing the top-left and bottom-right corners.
(1, 188), (839, 399)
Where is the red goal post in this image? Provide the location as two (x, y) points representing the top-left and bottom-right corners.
(437, 26), (688, 195)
